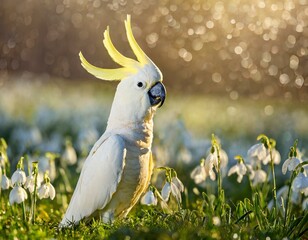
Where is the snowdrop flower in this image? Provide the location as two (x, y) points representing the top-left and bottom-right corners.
(293, 172), (308, 191)
(62, 140), (77, 166)
(204, 154), (218, 181)
(24, 175), (41, 193)
(11, 169), (26, 186)
(9, 186), (28, 205)
(205, 152), (217, 181)
(190, 159), (207, 184)
(1, 174), (11, 190)
(161, 177), (184, 203)
(171, 176), (184, 193)
(247, 143), (268, 163)
(250, 169), (267, 186)
(207, 145), (229, 179)
(219, 149), (229, 169)
(37, 182), (56, 200)
(262, 148), (281, 165)
(190, 156), (215, 183)
(37, 171), (56, 200)
(11, 157), (27, 186)
(246, 164), (255, 179)
(207, 148), (219, 171)
(228, 160), (247, 183)
(140, 190), (157, 206)
(161, 182), (171, 201)
(170, 180), (182, 204)
(271, 149), (281, 165)
(282, 157), (301, 175)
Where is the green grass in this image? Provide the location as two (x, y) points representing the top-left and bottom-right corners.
(0, 77), (308, 239)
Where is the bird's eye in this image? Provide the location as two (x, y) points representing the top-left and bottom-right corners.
(137, 82), (144, 88)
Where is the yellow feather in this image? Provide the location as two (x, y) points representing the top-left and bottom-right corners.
(79, 52), (137, 81)
(103, 26), (138, 68)
(79, 15), (157, 81)
(125, 15), (149, 66)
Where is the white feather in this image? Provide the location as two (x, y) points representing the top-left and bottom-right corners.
(60, 133), (126, 226)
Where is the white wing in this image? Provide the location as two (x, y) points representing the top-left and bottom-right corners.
(60, 133), (126, 226)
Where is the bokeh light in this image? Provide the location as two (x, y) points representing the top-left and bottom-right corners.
(0, 0), (307, 100)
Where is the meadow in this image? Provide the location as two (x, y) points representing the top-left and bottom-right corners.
(0, 76), (307, 239)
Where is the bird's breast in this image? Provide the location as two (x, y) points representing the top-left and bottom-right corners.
(106, 148), (151, 215)
(103, 121), (154, 216)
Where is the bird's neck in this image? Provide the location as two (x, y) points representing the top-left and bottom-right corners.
(106, 108), (155, 149)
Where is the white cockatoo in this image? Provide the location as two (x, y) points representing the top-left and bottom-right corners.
(60, 15), (166, 226)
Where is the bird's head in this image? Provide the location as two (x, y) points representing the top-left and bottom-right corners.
(79, 15), (166, 125)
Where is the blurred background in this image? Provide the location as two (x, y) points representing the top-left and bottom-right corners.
(0, 0), (308, 172)
(1, 0), (308, 99)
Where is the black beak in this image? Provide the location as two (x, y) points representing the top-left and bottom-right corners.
(148, 82), (166, 108)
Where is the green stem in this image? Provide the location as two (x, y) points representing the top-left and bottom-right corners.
(31, 172), (38, 224)
(269, 149), (277, 214)
(217, 150), (222, 199)
(216, 146), (224, 213)
(22, 201), (27, 222)
(243, 161), (254, 198)
(284, 173), (294, 228)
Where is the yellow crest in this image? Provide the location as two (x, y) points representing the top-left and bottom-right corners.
(79, 15), (155, 81)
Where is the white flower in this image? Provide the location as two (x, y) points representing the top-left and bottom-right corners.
(24, 175), (41, 193)
(205, 153), (217, 181)
(1, 174), (11, 189)
(228, 161), (247, 183)
(171, 177), (184, 193)
(282, 157), (301, 175)
(192, 148), (228, 184)
(293, 172), (308, 191)
(62, 143), (77, 166)
(9, 186), (28, 205)
(161, 177), (184, 203)
(206, 151), (217, 169)
(140, 190), (157, 206)
(250, 169), (267, 186)
(247, 143), (268, 163)
(219, 149), (229, 169)
(11, 169), (26, 186)
(262, 149), (281, 165)
(37, 182), (56, 200)
(246, 164), (255, 179)
(190, 162), (207, 184)
(207, 147), (228, 180)
(161, 182), (171, 201)
(272, 149), (281, 165)
(170, 181), (182, 203)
